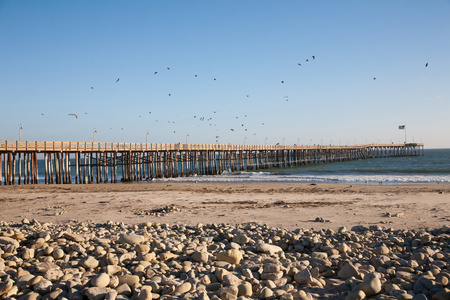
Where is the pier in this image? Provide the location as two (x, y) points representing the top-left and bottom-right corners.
(0, 140), (424, 185)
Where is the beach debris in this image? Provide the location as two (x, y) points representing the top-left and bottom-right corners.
(314, 216), (331, 222)
(383, 212), (405, 218)
(133, 204), (183, 217)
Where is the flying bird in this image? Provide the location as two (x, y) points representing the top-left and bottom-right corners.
(306, 59), (309, 62)
(312, 56), (315, 60)
(90, 87), (94, 89)
(116, 78), (120, 83)
(425, 63), (428, 67)
(167, 67), (170, 70)
(195, 75), (198, 77)
(41, 113), (44, 116)
(298, 63), (301, 66)
(169, 93), (171, 96)
(68, 113), (78, 118)
(373, 77), (376, 80)
(281, 81), (284, 83)
(214, 78), (216, 81)
(154, 72), (158, 75)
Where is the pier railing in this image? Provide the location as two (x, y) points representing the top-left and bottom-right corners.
(0, 140), (422, 152)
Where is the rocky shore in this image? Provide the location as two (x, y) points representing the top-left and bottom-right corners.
(0, 219), (449, 300)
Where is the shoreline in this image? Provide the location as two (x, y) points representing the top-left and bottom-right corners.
(2, 181), (450, 192)
(1, 182), (449, 231)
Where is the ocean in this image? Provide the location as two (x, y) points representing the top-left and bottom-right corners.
(157, 148), (450, 185)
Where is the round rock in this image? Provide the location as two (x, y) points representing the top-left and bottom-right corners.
(118, 234), (145, 245)
(91, 273), (110, 288)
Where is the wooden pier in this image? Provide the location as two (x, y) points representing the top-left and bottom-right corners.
(0, 140), (424, 185)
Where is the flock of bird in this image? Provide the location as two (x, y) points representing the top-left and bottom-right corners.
(50, 57), (430, 143)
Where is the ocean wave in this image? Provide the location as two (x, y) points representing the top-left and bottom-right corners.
(154, 171), (450, 185)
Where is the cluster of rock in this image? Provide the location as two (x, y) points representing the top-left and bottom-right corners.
(133, 205), (183, 217)
(0, 219), (449, 300)
(313, 218), (330, 223)
(383, 213), (405, 219)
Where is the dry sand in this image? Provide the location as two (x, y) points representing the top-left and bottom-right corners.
(0, 182), (449, 231)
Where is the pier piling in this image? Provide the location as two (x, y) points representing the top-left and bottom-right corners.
(0, 141), (424, 185)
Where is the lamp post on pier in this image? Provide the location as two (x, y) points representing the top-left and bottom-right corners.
(93, 128), (97, 143)
(19, 124), (23, 141)
(146, 130), (149, 144)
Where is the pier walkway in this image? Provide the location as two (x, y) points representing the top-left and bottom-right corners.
(0, 140), (424, 185)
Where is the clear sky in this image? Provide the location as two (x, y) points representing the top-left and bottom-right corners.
(1, 1), (449, 148)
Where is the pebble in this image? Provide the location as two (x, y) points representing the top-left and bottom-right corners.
(354, 275), (382, 297)
(216, 249), (243, 265)
(91, 273), (110, 288)
(174, 282), (192, 294)
(0, 220), (448, 300)
(79, 255), (99, 269)
(338, 262), (360, 279)
(117, 233), (145, 245)
(85, 287), (110, 300)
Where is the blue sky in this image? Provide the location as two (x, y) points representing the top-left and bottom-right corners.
(1, 1), (449, 148)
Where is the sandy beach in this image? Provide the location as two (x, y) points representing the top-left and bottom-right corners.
(1, 182), (449, 300)
(1, 182), (449, 231)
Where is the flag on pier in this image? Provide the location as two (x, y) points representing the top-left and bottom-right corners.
(398, 125), (405, 130)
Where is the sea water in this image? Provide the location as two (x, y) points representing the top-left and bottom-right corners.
(158, 148), (450, 185)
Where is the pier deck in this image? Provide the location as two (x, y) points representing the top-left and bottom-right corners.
(0, 140), (424, 185)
